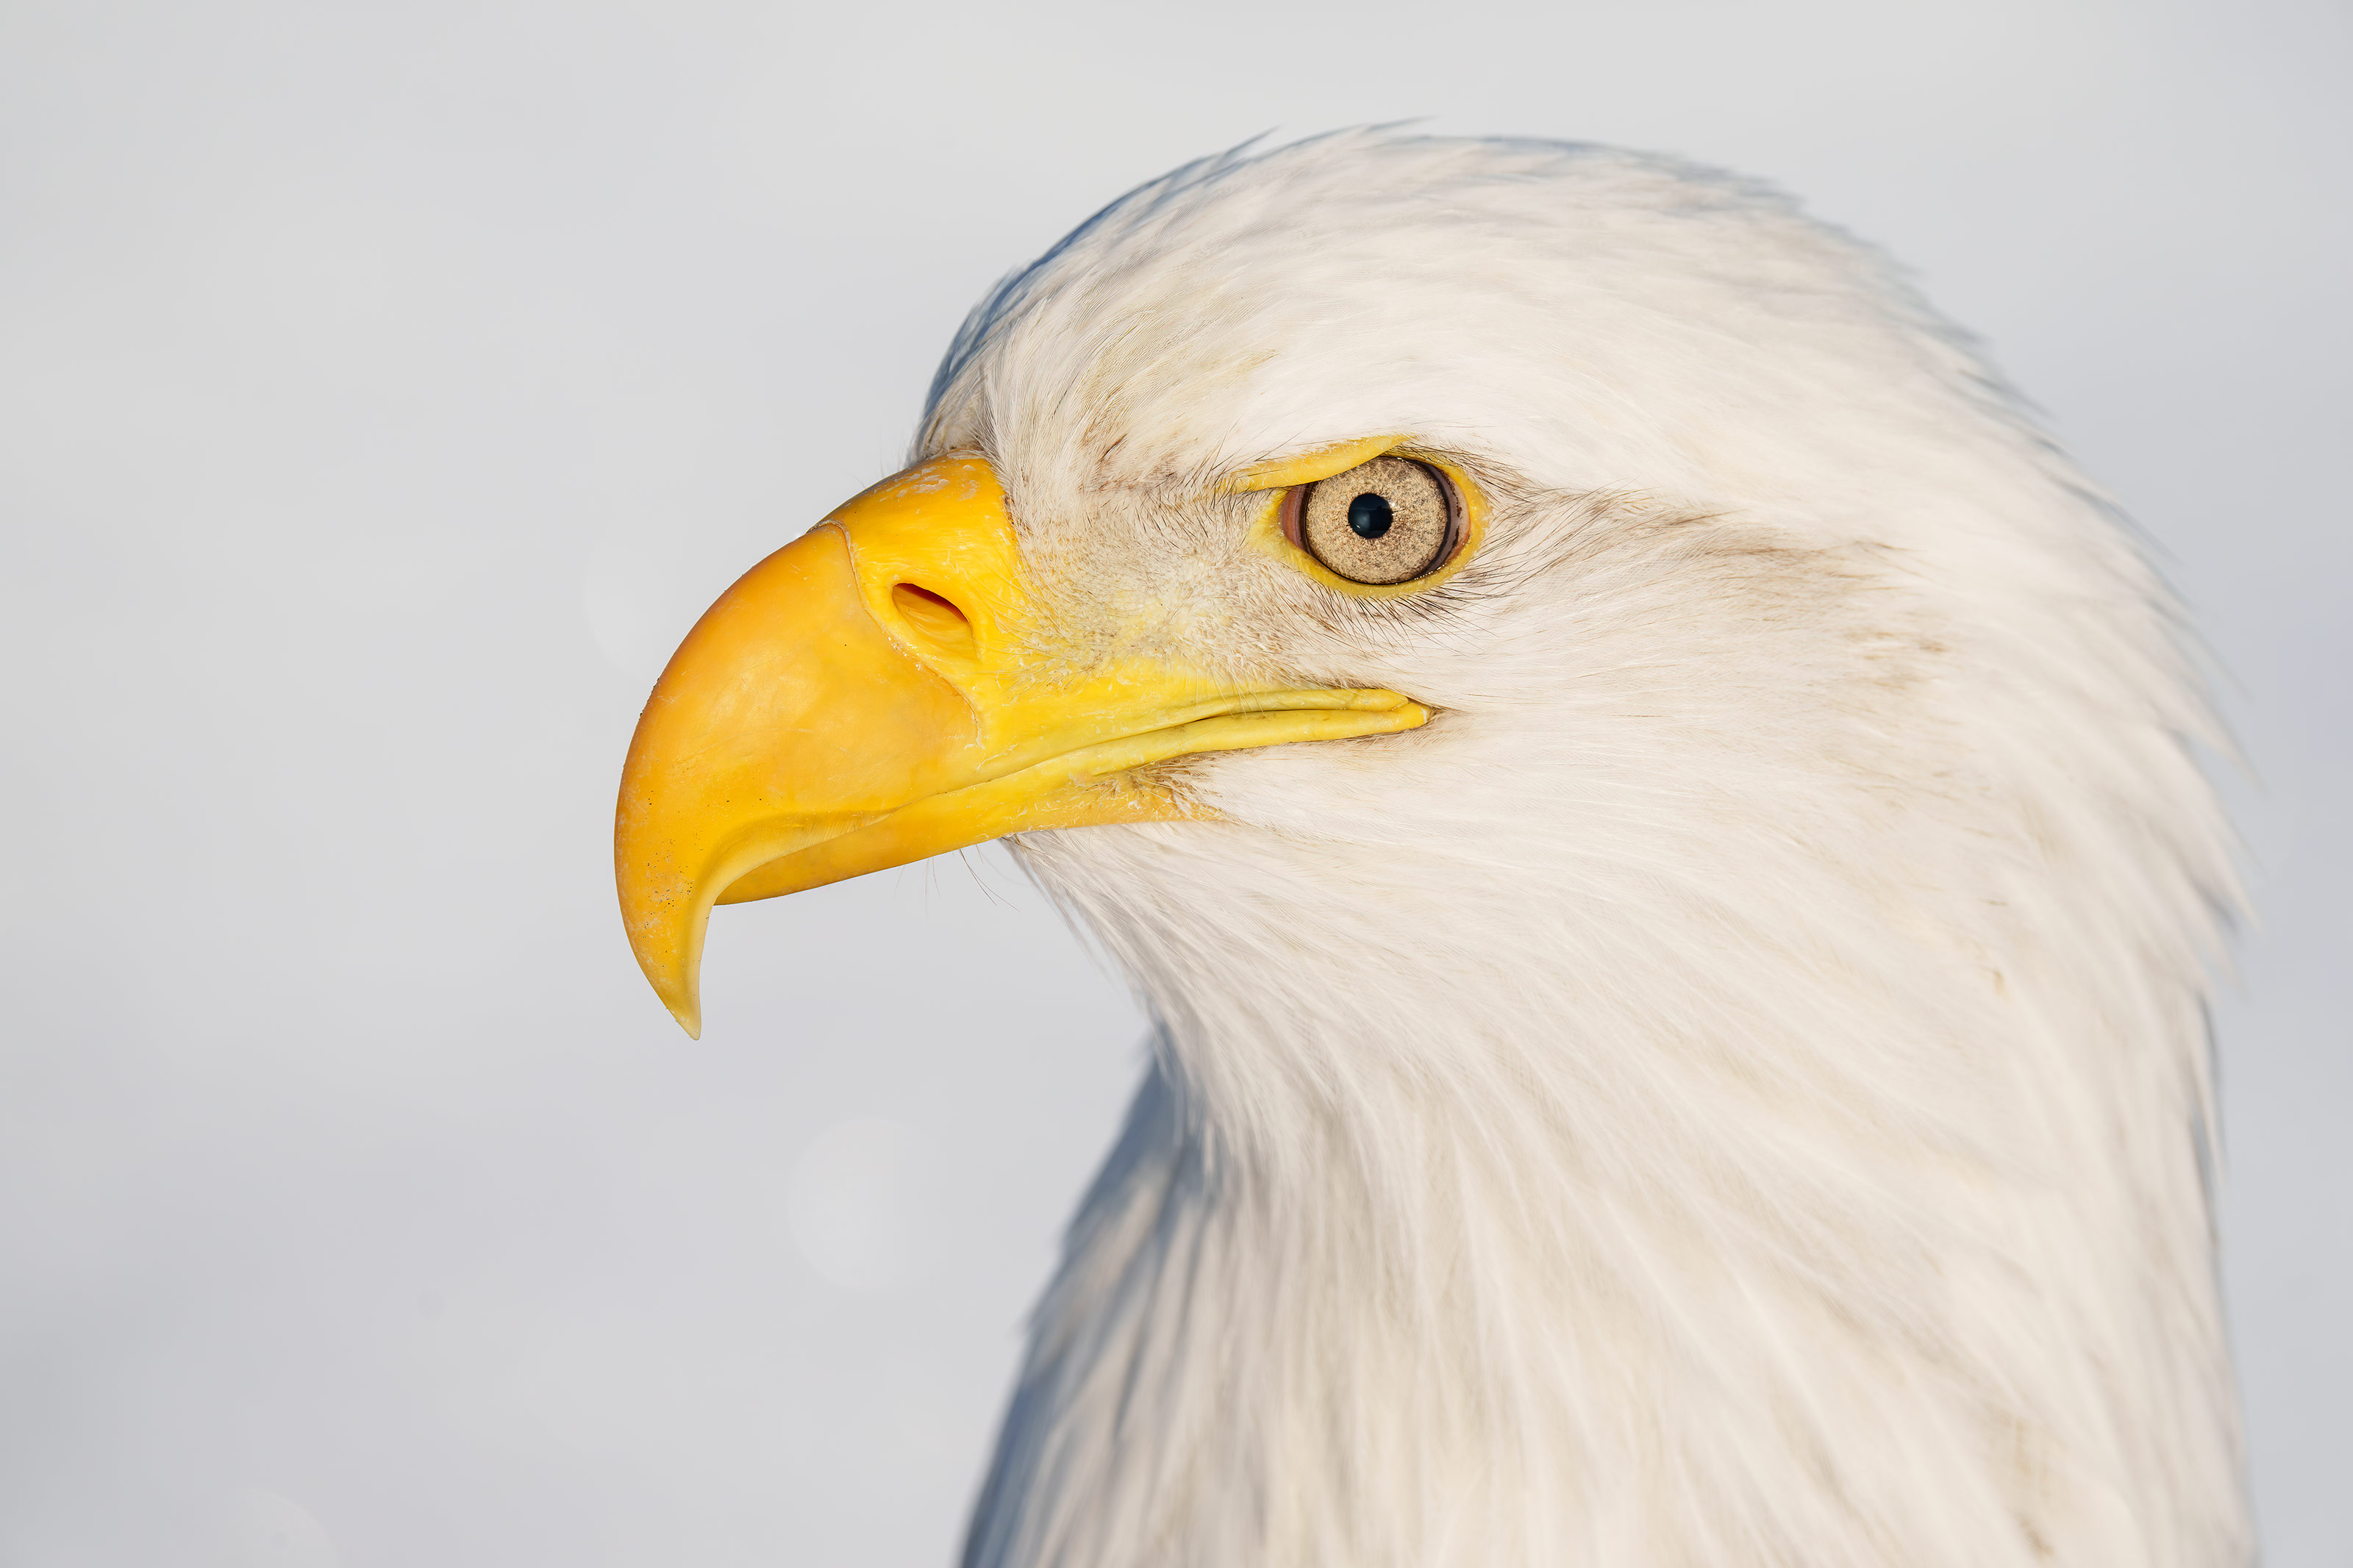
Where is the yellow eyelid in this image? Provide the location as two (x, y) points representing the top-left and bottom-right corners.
(1217, 434), (1406, 495)
(1249, 448), (1488, 599)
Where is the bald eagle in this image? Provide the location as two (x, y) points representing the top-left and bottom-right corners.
(614, 132), (2247, 1567)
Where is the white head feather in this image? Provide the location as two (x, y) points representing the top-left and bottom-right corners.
(917, 131), (2244, 1568)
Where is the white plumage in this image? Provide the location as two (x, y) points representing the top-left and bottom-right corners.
(916, 131), (2245, 1567)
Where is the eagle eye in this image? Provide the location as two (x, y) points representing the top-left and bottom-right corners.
(1289, 456), (1459, 585)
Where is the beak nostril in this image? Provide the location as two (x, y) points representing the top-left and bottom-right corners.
(890, 582), (977, 658)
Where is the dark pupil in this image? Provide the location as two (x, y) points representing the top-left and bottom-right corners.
(1347, 491), (1393, 540)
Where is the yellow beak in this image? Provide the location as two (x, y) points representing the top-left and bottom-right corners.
(613, 455), (1428, 1037)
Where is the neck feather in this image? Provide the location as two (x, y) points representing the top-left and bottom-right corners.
(963, 809), (2243, 1568)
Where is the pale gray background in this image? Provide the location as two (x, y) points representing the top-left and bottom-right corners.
(1, 1), (2345, 1564)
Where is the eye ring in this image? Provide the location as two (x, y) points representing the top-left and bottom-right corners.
(1280, 456), (1464, 587)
